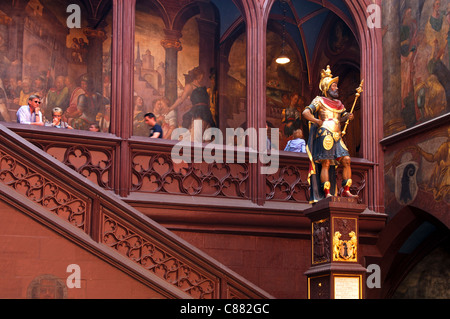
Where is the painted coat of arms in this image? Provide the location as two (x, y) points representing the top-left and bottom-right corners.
(332, 231), (357, 261)
(395, 161), (419, 205)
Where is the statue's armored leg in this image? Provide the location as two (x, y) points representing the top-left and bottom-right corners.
(340, 156), (357, 198)
(320, 160), (333, 198)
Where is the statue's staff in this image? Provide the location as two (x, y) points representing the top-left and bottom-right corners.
(342, 80), (364, 137)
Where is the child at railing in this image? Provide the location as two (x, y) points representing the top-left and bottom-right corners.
(284, 128), (306, 153)
(45, 107), (73, 129)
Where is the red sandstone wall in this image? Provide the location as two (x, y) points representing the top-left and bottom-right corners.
(0, 200), (165, 299)
(172, 230), (311, 299)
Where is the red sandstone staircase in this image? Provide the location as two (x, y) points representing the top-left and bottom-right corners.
(0, 124), (273, 299)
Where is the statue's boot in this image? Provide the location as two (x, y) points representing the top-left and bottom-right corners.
(323, 181), (333, 198)
(342, 179), (358, 198)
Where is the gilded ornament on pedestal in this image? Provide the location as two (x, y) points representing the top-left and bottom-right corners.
(332, 230), (357, 261)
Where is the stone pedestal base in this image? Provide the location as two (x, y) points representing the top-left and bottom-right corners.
(304, 197), (367, 299)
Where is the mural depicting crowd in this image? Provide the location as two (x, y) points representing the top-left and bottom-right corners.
(0, 73), (110, 132)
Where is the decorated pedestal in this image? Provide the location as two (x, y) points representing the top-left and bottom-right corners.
(304, 196), (367, 299)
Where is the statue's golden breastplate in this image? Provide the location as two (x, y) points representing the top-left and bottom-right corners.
(318, 108), (341, 133)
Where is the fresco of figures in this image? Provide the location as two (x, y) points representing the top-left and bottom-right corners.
(0, 0), (362, 150)
(0, 0), (112, 132)
(133, 0), (220, 139)
(384, 0), (450, 135)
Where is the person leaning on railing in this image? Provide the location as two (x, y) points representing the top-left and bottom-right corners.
(16, 94), (44, 126)
(45, 107), (73, 129)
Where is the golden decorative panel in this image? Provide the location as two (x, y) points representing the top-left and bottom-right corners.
(332, 217), (358, 262)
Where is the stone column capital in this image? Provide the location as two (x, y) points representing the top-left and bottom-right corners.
(161, 29), (182, 51)
(160, 38), (182, 51)
(83, 28), (107, 41)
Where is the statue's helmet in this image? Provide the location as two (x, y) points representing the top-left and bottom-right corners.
(319, 65), (339, 96)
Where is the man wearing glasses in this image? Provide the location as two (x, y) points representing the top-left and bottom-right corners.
(16, 94), (44, 125)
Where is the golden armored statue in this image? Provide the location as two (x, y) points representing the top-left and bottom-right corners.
(302, 65), (358, 202)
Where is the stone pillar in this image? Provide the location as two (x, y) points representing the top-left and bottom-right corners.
(111, 0), (135, 196)
(304, 197), (367, 299)
(241, 0), (271, 206)
(161, 30), (182, 105)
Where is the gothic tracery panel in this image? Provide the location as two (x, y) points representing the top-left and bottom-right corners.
(0, 148), (89, 231)
(131, 152), (248, 198)
(32, 142), (114, 190)
(266, 164), (310, 202)
(102, 212), (217, 298)
(266, 161), (367, 204)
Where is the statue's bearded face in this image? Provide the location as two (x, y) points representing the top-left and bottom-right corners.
(328, 82), (339, 98)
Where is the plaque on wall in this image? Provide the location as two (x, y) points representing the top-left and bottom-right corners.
(334, 275), (361, 299)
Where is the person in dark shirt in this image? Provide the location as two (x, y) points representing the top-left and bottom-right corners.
(144, 112), (163, 138)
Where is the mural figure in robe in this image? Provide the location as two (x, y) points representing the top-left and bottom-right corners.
(416, 127), (450, 203)
(168, 67), (216, 135)
(281, 92), (302, 138)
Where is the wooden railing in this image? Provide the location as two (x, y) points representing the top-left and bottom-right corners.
(4, 122), (373, 208)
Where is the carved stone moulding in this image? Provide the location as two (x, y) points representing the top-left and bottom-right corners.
(265, 161), (367, 204)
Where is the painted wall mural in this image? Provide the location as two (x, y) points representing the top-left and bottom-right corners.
(220, 31), (247, 131)
(384, 126), (449, 219)
(0, 0), (362, 153)
(133, 6), (177, 138)
(266, 29), (303, 150)
(383, 0), (449, 223)
(0, 0), (112, 132)
(384, 0), (450, 136)
(133, 0), (223, 138)
(133, 0), (250, 140)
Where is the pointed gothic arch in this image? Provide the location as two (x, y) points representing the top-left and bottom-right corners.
(376, 205), (449, 298)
